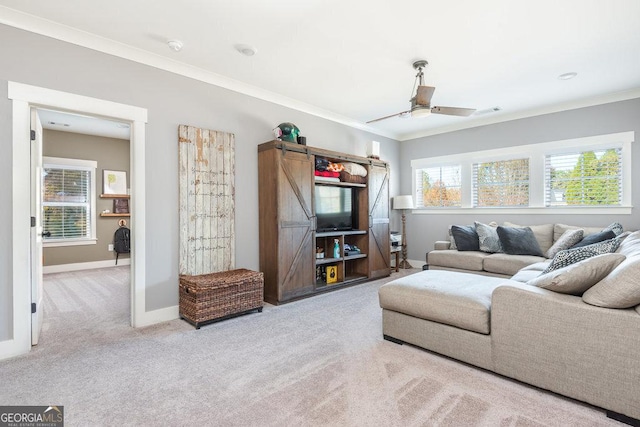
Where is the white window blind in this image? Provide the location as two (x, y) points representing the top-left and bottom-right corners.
(473, 158), (529, 207)
(415, 165), (462, 207)
(545, 148), (622, 207)
(42, 158), (96, 243)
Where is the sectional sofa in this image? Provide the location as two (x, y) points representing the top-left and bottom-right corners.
(379, 227), (640, 424)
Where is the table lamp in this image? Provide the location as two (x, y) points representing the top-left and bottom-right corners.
(393, 195), (415, 269)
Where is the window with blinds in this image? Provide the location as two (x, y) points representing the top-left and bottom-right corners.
(415, 165), (461, 207)
(42, 162), (94, 242)
(545, 148), (622, 206)
(473, 158), (529, 207)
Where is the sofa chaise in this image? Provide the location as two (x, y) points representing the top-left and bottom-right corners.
(379, 229), (640, 424)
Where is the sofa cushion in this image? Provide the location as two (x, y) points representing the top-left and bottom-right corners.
(616, 230), (640, 257)
(553, 223), (606, 242)
(510, 269), (542, 283)
(427, 250), (488, 271)
(475, 221), (503, 253)
(484, 253), (546, 276)
(378, 270), (513, 334)
(582, 257), (640, 308)
(545, 229), (583, 259)
(571, 230), (616, 248)
(497, 226), (544, 256)
(543, 238), (623, 274)
(451, 225), (480, 251)
(527, 253), (626, 295)
(503, 222), (554, 253)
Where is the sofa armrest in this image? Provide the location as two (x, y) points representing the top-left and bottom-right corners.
(491, 284), (640, 419)
(434, 240), (451, 250)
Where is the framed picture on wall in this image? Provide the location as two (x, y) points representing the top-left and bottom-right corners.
(103, 170), (127, 195)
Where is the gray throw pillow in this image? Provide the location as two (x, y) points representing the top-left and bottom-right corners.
(543, 237), (623, 274)
(571, 230), (616, 248)
(582, 256), (640, 308)
(451, 225), (480, 251)
(503, 222), (554, 253)
(545, 229), (584, 259)
(496, 226), (544, 256)
(528, 253), (626, 295)
(474, 221), (503, 253)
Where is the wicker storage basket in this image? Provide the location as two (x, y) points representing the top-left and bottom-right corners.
(179, 268), (263, 329)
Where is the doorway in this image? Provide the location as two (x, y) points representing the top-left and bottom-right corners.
(6, 81), (148, 360)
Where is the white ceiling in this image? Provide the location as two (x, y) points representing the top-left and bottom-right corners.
(2, 0), (640, 141)
(38, 109), (130, 140)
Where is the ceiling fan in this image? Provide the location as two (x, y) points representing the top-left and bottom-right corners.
(367, 60), (476, 124)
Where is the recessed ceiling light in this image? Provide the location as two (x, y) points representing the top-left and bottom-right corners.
(167, 40), (183, 52)
(558, 72), (577, 81)
(235, 44), (257, 56)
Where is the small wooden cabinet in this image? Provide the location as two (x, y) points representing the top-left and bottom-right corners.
(258, 140), (390, 305)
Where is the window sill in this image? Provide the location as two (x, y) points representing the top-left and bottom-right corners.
(44, 239), (97, 248)
(412, 206), (633, 215)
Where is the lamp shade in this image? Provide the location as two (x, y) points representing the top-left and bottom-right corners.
(393, 195), (414, 210)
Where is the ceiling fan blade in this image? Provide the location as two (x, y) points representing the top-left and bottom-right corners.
(415, 86), (435, 105)
(366, 110), (411, 124)
(431, 106), (476, 117)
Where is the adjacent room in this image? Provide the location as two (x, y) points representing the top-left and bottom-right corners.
(1, 1), (639, 425)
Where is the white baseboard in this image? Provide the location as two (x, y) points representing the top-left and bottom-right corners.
(135, 305), (179, 328)
(0, 337), (29, 361)
(43, 258), (131, 274)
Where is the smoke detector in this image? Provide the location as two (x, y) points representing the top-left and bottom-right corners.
(235, 44), (257, 56)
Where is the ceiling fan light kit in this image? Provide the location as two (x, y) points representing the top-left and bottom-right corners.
(367, 59), (476, 124)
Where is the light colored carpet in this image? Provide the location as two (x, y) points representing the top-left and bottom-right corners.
(0, 267), (618, 426)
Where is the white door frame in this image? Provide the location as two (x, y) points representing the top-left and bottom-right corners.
(6, 81), (148, 359)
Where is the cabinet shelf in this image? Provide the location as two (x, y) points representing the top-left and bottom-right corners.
(314, 179), (366, 188)
(316, 257), (342, 265)
(315, 230), (367, 238)
(100, 194), (130, 199)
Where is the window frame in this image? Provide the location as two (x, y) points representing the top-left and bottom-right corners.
(410, 131), (633, 215)
(42, 156), (98, 247)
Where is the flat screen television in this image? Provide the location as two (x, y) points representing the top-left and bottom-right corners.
(314, 185), (356, 232)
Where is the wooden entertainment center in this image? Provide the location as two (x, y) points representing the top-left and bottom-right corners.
(258, 140), (390, 305)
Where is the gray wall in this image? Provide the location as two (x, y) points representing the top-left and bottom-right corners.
(401, 98), (640, 263)
(0, 24), (399, 341)
(42, 130), (130, 266)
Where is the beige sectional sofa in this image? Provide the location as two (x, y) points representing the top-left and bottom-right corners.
(427, 222), (609, 277)
(380, 229), (640, 423)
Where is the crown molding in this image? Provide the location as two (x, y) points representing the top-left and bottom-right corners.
(2, 6), (639, 144)
(398, 88), (640, 141)
(0, 6), (397, 140)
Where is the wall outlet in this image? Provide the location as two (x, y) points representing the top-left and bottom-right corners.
(108, 243), (114, 252)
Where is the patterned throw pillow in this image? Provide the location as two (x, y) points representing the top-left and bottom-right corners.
(475, 221), (503, 253)
(448, 228), (457, 250)
(543, 237), (623, 274)
(545, 229), (584, 259)
(603, 222), (624, 236)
